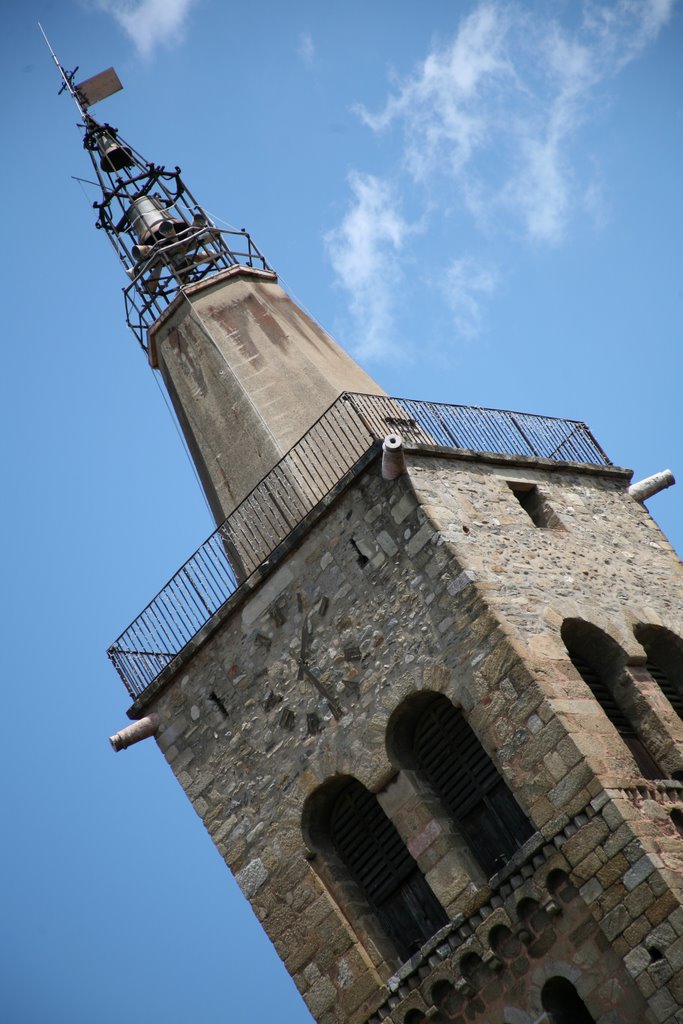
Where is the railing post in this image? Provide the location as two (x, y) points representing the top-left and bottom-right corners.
(509, 414), (536, 457)
(342, 392), (381, 441)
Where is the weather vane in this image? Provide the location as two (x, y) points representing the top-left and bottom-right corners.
(39, 23), (124, 118)
(40, 24), (269, 353)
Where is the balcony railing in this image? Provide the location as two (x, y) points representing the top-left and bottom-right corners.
(107, 393), (610, 700)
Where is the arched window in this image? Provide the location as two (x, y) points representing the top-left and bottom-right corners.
(634, 624), (683, 719)
(410, 694), (534, 877)
(541, 977), (595, 1024)
(329, 779), (448, 961)
(562, 620), (663, 779)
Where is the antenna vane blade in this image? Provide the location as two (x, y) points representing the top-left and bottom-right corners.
(75, 67), (123, 107)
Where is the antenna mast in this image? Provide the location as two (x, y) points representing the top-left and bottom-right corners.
(42, 27), (270, 352)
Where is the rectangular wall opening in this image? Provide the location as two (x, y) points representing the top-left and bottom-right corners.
(508, 483), (564, 530)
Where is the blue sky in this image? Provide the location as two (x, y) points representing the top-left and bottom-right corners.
(1, 1), (681, 1022)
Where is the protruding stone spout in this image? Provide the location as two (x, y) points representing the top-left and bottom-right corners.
(382, 434), (406, 480)
(109, 714), (160, 752)
(628, 469), (675, 503)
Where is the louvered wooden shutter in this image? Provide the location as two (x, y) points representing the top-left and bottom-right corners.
(647, 658), (683, 719)
(414, 698), (534, 877)
(331, 781), (448, 960)
(569, 653), (662, 779)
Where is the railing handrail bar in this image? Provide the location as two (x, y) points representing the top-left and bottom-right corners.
(107, 391), (373, 653)
(107, 392), (610, 698)
(350, 391), (594, 431)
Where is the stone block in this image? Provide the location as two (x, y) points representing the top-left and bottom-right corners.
(602, 903), (630, 941)
(547, 765), (592, 810)
(391, 494), (415, 524)
(407, 819), (442, 859)
(624, 945), (651, 977)
(648, 893), (680, 927)
(563, 818), (610, 867)
(595, 884), (628, 921)
(649, 988), (679, 1023)
(636, 972), (657, 999)
(406, 523), (434, 556)
(603, 823), (633, 859)
(597, 853), (630, 889)
(625, 882), (656, 921)
(235, 857), (269, 898)
(579, 877), (603, 904)
(602, 802), (628, 831)
(665, 935), (683, 972)
(623, 916), (651, 949)
(624, 856), (656, 892)
(376, 530), (399, 557)
(573, 851), (604, 883)
(306, 976), (338, 1017)
(648, 959), (674, 986)
(340, 970), (382, 1015)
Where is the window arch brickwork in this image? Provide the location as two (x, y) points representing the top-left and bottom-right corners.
(634, 624), (683, 719)
(411, 694), (534, 877)
(326, 778), (448, 961)
(562, 619), (663, 780)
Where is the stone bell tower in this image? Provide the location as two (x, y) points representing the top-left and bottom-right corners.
(55, 48), (683, 1024)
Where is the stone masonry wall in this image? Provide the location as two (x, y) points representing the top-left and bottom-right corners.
(408, 454), (683, 796)
(139, 449), (683, 1024)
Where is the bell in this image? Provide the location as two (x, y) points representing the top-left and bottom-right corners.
(131, 243), (154, 261)
(128, 195), (178, 244)
(97, 132), (134, 173)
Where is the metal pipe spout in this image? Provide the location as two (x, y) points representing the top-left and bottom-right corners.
(109, 714), (160, 752)
(382, 433), (406, 480)
(628, 469), (675, 503)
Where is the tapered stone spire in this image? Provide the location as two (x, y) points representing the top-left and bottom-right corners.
(148, 267), (384, 520)
(49, 42), (384, 523)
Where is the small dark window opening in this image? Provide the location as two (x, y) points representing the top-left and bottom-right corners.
(670, 809), (683, 837)
(330, 780), (448, 962)
(508, 483), (563, 530)
(350, 538), (370, 568)
(566, 648), (663, 780)
(413, 695), (534, 877)
(541, 977), (596, 1024)
(208, 690), (228, 718)
(634, 625), (683, 720)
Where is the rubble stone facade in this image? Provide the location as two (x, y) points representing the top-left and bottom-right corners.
(131, 446), (683, 1024)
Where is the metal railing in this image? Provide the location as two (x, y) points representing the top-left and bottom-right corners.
(123, 226), (270, 352)
(107, 393), (609, 699)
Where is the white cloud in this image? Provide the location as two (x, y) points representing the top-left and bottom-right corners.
(298, 31), (315, 65)
(356, 0), (676, 244)
(442, 260), (497, 340)
(95, 0), (199, 58)
(357, 4), (515, 184)
(583, 0), (676, 69)
(327, 0), (675, 355)
(325, 173), (414, 360)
